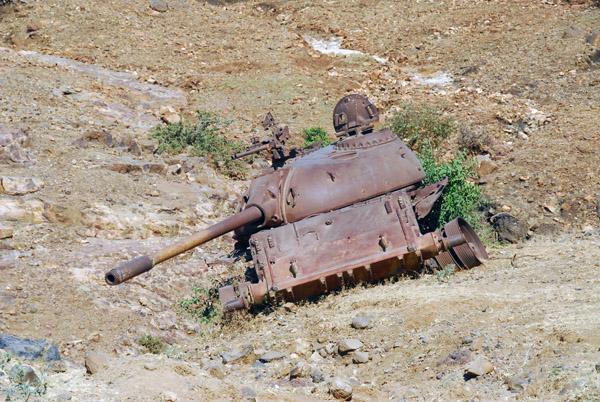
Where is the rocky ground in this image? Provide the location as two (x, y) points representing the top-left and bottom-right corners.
(1, 0), (599, 401)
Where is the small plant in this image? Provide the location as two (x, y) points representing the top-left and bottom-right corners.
(435, 264), (455, 283)
(303, 126), (332, 147)
(388, 103), (455, 152)
(549, 367), (563, 377)
(417, 144), (485, 232)
(150, 110), (247, 178)
(1, 353), (48, 402)
(458, 126), (491, 155)
(137, 334), (166, 354)
(177, 276), (223, 325)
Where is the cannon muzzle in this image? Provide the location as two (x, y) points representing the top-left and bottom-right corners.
(105, 206), (264, 285)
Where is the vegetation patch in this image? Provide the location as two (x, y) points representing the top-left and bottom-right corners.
(0, 352), (48, 401)
(387, 103), (455, 153)
(303, 126), (332, 147)
(137, 334), (166, 354)
(435, 263), (455, 283)
(177, 276), (224, 325)
(150, 111), (247, 178)
(388, 104), (487, 232)
(417, 145), (485, 231)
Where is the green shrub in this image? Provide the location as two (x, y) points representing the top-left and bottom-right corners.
(137, 334), (166, 354)
(435, 264), (456, 283)
(150, 111), (247, 178)
(388, 103), (454, 152)
(417, 145), (485, 232)
(1, 352), (48, 401)
(303, 126), (332, 147)
(177, 277), (223, 325)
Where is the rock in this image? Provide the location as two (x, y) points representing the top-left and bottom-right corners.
(241, 386), (257, 401)
(259, 350), (285, 363)
(352, 351), (369, 364)
(0, 126), (35, 166)
(563, 25), (584, 38)
(159, 105), (180, 124)
(0, 334), (61, 362)
(207, 363), (225, 379)
(507, 376), (529, 392)
(290, 359), (311, 379)
(144, 361), (159, 371)
(0, 227), (13, 239)
(440, 348), (473, 365)
(491, 213), (528, 243)
(26, 20), (44, 32)
(330, 378), (353, 400)
(474, 155), (497, 176)
(221, 344), (255, 364)
(167, 164), (182, 175)
(150, 0), (169, 12)
(470, 338), (483, 351)
(0, 177), (43, 195)
(137, 138), (160, 154)
(86, 130), (113, 146)
(56, 393), (72, 400)
(108, 161), (167, 175)
(465, 356), (494, 377)
(312, 371), (325, 383)
(351, 315), (373, 329)
(338, 339), (363, 354)
(9, 364), (40, 384)
(282, 302), (296, 312)
(163, 390), (178, 401)
(587, 32), (600, 46)
(85, 350), (110, 374)
(272, 360), (292, 377)
(156, 311), (177, 330)
(309, 351), (325, 363)
(294, 338), (312, 357)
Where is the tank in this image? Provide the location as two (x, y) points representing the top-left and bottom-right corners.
(105, 94), (488, 311)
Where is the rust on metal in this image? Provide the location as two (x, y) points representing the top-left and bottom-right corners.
(105, 94), (489, 312)
(105, 206), (263, 285)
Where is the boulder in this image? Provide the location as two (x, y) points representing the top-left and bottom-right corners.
(0, 334), (61, 362)
(85, 350), (110, 374)
(0, 177), (43, 195)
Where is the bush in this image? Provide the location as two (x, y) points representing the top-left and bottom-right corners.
(303, 126), (332, 147)
(177, 277), (223, 325)
(137, 334), (166, 354)
(0, 352), (48, 401)
(388, 103), (454, 152)
(417, 145), (485, 232)
(150, 111), (247, 178)
(458, 126), (491, 155)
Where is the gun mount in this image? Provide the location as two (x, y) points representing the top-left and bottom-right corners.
(105, 94), (488, 311)
(231, 112), (308, 168)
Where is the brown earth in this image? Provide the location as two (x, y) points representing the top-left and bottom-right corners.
(0, 0), (599, 401)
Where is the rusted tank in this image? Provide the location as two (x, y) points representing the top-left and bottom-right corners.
(105, 94), (488, 311)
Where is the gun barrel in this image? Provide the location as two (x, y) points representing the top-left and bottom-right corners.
(105, 206), (264, 285)
(232, 144), (268, 160)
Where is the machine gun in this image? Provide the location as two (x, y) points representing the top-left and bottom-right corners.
(231, 112), (307, 168)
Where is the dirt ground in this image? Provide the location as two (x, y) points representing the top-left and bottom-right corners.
(1, 0), (599, 401)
